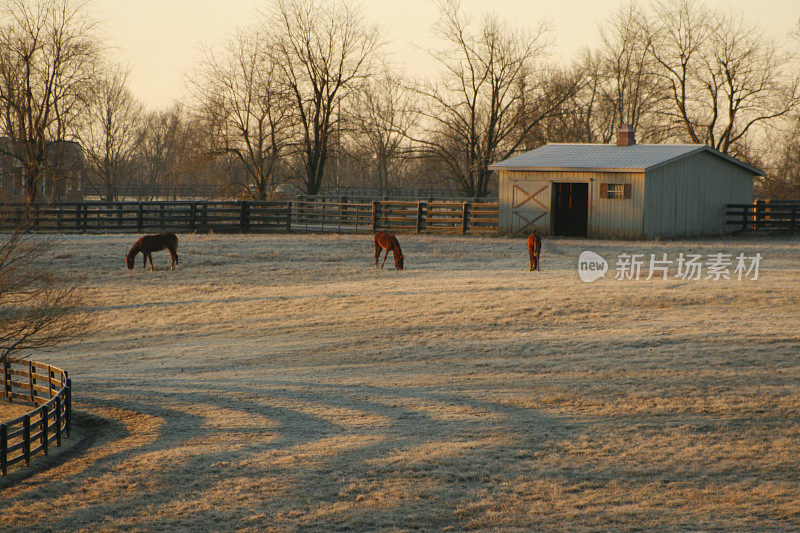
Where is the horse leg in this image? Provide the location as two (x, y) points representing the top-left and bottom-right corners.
(142, 253), (147, 270)
(375, 242), (381, 268)
(148, 253), (155, 271)
(169, 247), (178, 270)
(380, 248), (389, 269)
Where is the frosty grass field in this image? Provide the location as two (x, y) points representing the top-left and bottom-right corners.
(1, 232), (799, 530)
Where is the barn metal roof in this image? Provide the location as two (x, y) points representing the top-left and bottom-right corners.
(489, 143), (764, 175)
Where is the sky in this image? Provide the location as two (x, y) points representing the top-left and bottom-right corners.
(89, 0), (800, 109)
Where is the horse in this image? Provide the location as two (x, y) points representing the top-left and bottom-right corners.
(374, 231), (404, 270)
(126, 233), (179, 271)
(527, 232), (541, 271)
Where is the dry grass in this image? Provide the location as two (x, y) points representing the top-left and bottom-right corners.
(1, 232), (799, 530)
(0, 403), (32, 420)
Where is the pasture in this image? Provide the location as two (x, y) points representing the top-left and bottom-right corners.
(2, 233), (799, 530)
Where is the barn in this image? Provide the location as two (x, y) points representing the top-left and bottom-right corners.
(489, 127), (762, 239)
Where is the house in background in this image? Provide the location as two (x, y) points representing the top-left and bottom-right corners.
(490, 126), (762, 239)
(0, 138), (85, 202)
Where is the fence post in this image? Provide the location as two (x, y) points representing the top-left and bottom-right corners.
(461, 202), (469, 234)
(791, 205), (797, 233)
(65, 378), (71, 439)
(240, 201), (249, 232)
(41, 404), (48, 456)
(55, 396), (61, 447)
(190, 203), (197, 232)
(82, 203), (88, 232)
(755, 200), (764, 229)
(1, 423), (6, 475)
(372, 201), (378, 232)
(741, 205), (747, 231)
(416, 202), (424, 234)
(137, 203), (144, 231)
(22, 414), (30, 466)
(160, 203), (165, 229)
(29, 361), (35, 404)
(3, 359), (9, 401)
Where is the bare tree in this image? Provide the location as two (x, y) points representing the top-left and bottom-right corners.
(0, 222), (85, 365)
(514, 62), (598, 146)
(646, 0), (800, 155)
(138, 106), (193, 199)
(81, 66), (143, 201)
(0, 0), (101, 204)
(409, 0), (580, 197)
(191, 31), (293, 200)
(266, 0), (381, 195)
(595, 3), (667, 142)
(759, 19), (800, 198)
(347, 71), (415, 194)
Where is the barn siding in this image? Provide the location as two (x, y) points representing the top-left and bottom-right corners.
(644, 151), (754, 237)
(499, 170), (646, 238)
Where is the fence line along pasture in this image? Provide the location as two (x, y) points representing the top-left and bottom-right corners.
(1, 359), (72, 475)
(726, 200), (800, 232)
(0, 200), (499, 235)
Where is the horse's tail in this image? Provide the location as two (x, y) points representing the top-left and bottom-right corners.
(170, 234), (179, 264)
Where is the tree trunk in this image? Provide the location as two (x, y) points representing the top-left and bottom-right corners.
(24, 167), (40, 205)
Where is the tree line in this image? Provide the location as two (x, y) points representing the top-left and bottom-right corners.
(2, 0), (800, 204)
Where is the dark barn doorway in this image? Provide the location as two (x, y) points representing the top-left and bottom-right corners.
(551, 182), (588, 237)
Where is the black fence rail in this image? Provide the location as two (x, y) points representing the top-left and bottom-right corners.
(726, 201), (800, 232)
(0, 200), (499, 235)
(1, 359), (72, 475)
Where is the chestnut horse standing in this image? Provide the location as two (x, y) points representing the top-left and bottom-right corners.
(126, 233), (179, 271)
(374, 231), (404, 270)
(527, 232), (541, 271)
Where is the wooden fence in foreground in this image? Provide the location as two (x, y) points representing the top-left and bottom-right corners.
(0, 200), (499, 236)
(726, 201), (800, 232)
(1, 359), (72, 475)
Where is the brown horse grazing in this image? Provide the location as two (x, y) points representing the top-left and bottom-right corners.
(527, 232), (541, 271)
(374, 231), (404, 270)
(126, 233), (179, 271)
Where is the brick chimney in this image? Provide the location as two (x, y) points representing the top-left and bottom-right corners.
(616, 124), (636, 147)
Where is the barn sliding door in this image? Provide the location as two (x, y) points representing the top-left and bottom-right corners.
(511, 180), (551, 235)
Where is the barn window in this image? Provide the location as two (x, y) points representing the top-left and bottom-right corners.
(600, 183), (631, 199)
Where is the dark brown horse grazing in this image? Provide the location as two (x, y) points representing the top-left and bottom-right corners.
(374, 231), (404, 270)
(126, 233), (179, 271)
(527, 232), (541, 271)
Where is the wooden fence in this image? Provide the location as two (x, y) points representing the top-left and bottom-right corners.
(1, 359), (71, 475)
(0, 200), (499, 235)
(726, 201), (800, 232)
